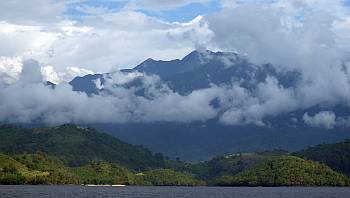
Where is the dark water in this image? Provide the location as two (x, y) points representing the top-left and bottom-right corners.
(0, 186), (350, 198)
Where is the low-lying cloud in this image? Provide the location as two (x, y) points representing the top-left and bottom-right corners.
(1, 57), (350, 130)
(2, 0), (350, 129)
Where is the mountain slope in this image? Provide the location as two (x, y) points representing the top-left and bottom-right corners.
(94, 122), (350, 161)
(73, 161), (136, 185)
(0, 153), (79, 184)
(294, 140), (350, 177)
(190, 151), (287, 181)
(132, 50), (299, 94)
(138, 169), (205, 186)
(65, 50), (350, 161)
(0, 124), (167, 170)
(216, 156), (350, 186)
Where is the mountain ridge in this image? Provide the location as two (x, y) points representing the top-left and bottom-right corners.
(28, 50), (350, 160)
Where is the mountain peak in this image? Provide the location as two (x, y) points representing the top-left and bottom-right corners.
(182, 50), (240, 62)
(182, 50), (210, 61)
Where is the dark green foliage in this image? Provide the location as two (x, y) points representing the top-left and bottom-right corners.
(0, 124), (166, 170)
(1, 124), (350, 187)
(73, 161), (136, 185)
(137, 169), (205, 186)
(0, 153), (50, 184)
(13, 153), (79, 184)
(0, 153), (203, 186)
(215, 156), (350, 187)
(190, 152), (280, 183)
(294, 140), (350, 177)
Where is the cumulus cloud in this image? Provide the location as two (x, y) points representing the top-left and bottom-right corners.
(0, 0), (66, 25)
(219, 77), (298, 126)
(0, 11), (211, 82)
(0, 59), (297, 126)
(206, 0), (350, 115)
(2, 0), (350, 128)
(303, 111), (350, 129)
(303, 111), (337, 129)
(0, 59), (220, 125)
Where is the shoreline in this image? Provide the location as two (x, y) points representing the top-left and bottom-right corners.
(0, 184), (349, 188)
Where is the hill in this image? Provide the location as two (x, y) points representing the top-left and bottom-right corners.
(0, 153), (79, 184)
(190, 150), (287, 182)
(137, 169), (205, 186)
(294, 140), (350, 177)
(215, 156), (350, 187)
(73, 161), (136, 185)
(13, 153), (79, 184)
(1, 153), (202, 185)
(0, 124), (167, 170)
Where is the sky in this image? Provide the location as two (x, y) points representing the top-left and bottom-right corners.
(2, 0), (350, 128)
(0, 0), (350, 82)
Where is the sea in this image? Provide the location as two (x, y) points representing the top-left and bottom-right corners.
(0, 186), (349, 198)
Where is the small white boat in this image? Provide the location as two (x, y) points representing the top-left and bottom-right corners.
(85, 184), (126, 187)
(111, 185), (126, 187)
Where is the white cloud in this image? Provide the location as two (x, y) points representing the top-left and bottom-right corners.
(2, 0), (350, 127)
(0, 60), (220, 124)
(303, 111), (337, 129)
(0, 0), (66, 25)
(0, 56), (22, 85)
(219, 77), (298, 126)
(206, 0), (350, 112)
(0, 11), (212, 82)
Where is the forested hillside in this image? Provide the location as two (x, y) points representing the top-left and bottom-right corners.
(0, 124), (166, 170)
(215, 156), (350, 186)
(294, 140), (350, 176)
(1, 124), (350, 186)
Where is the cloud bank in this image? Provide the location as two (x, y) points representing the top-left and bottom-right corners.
(1, 0), (350, 129)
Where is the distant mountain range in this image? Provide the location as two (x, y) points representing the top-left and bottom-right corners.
(56, 50), (350, 160)
(70, 50), (299, 95)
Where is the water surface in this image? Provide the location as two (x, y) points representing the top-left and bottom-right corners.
(0, 185), (349, 198)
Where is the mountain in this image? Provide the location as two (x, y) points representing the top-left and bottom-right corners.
(66, 50), (350, 161)
(70, 50), (299, 95)
(131, 50), (299, 94)
(69, 74), (104, 95)
(190, 150), (287, 182)
(215, 156), (350, 187)
(0, 124), (167, 170)
(93, 122), (350, 161)
(294, 140), (350, 177)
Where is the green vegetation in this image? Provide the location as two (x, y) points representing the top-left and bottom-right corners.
(73, 161), (136, 185)
(0, 124), (166, 170)
(137, 169), (205, 186)
(1, 124), (350, 186)
(294, 140), (350, 177)
(190, 151), (285, 183)
(0, 125), (202, 185)
(215, 156), (350, 186)
(0, 153), (202, 186)
(13, 153), (79, 184)
(0, 153), (78, 184)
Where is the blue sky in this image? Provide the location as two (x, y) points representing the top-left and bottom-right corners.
(64, 0), (350, 23)
(2, 0), (350, 80)
(65, 0), (222, 22)
(137, 1), (221, 22)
